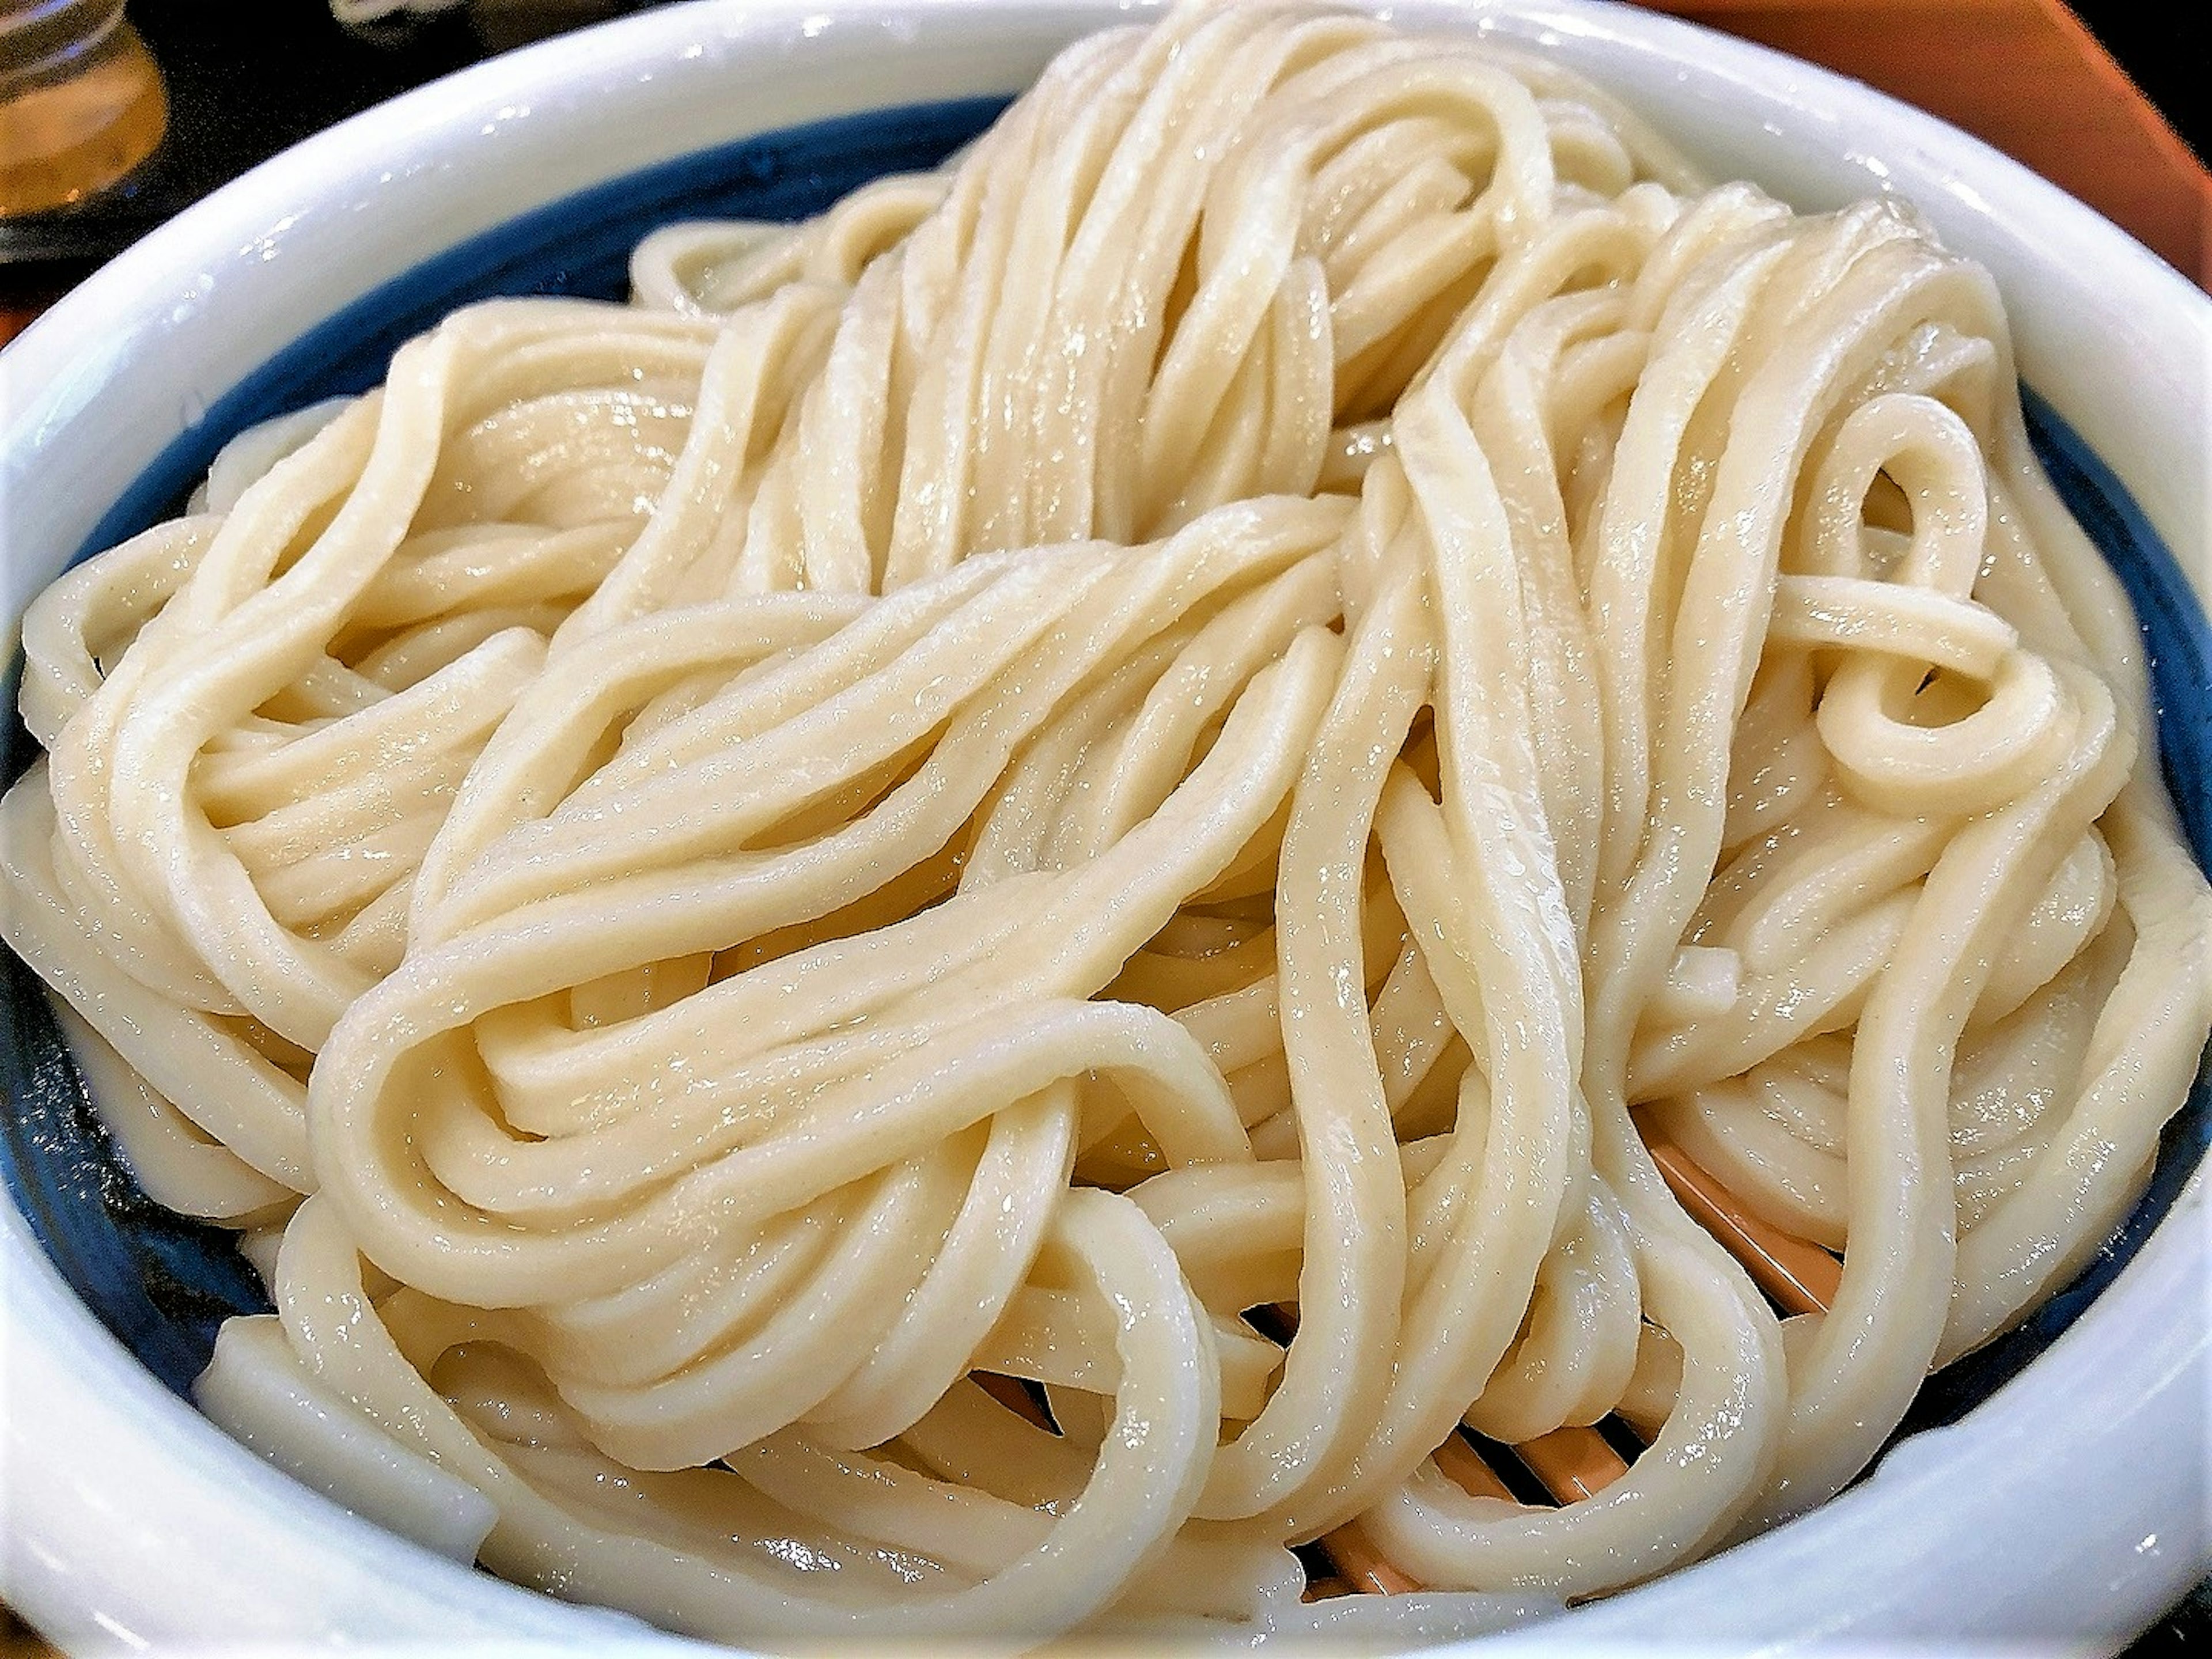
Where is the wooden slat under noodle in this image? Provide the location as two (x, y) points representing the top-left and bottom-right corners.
(1646, 1135), (1844, 1317)
(1305, 1138), (1840, 1593)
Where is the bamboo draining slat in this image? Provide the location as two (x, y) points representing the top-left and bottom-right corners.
(1647, 1134), (1846, 1317)
(1516, 1425), (1635, 1505)
(1302, 1138), (1838, 1594)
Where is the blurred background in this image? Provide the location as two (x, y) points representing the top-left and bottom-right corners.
(0, 0), (2205, 333)
(0, 0), (2206, 1653)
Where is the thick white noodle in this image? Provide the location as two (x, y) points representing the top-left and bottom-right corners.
(2, 1), (2205, 1647)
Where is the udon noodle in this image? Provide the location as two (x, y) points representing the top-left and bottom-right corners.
(4, 0), (2207, 1646)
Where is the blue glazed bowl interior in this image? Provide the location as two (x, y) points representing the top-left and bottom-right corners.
(2, 98), (2207, 1482)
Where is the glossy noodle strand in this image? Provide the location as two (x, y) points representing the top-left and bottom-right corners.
(3, 1), (2207, 1647)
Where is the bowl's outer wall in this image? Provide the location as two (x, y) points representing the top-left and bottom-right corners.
(1, 2), (2207, 1654)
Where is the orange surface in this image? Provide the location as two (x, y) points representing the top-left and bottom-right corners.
(1639, 0), (2210, 285)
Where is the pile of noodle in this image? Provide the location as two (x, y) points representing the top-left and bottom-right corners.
(3, 1), (2206, 1647)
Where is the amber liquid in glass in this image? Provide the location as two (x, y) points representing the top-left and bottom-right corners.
(0, 0), (166, 216)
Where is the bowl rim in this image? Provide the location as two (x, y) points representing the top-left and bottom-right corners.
(2, 1), (2207, 1652)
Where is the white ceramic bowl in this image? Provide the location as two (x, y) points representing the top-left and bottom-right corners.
(2, 2), (2206, 1652)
